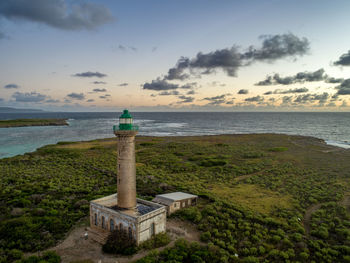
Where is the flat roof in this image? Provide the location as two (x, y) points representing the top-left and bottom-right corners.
(155, 192), (197, 202)
(91, 193), (164, 217)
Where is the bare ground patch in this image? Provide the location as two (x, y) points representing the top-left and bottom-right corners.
(30, 218), (202, 263)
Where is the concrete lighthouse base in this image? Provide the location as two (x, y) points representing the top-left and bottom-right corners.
(89, 194), (166, 245)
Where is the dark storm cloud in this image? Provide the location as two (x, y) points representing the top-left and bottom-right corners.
(0, 98), (4, 102)
(4, 83), (20, 89)
(67, 92), (85, 100)
(334, 50), (350, 66)
(86, 99), (94, 102)
(242, 33), (309, 61)
(159, 91), (180, 96)
(92, 88), (107, 93)
(0, 0), (114, 31)
(245, 95), (264, 102)
(119, 83), (128, 86)
(255, 69), (326, 86)
(264, 87), (308, 95)
(238, 89), (248, 94)
(92, 81), (106, 85)
(73, 71), (107, 78)
(335, 79), (350, 95)
(177, 95), (194, 103)
(294, 93), (329, 104)
(143, 78), (193, 91)
(12, 91), (47, 102)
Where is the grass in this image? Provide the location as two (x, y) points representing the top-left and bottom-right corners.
(210, 184), (293, 215)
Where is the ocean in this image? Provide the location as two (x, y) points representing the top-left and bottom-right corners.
(0, 111), (349, 158)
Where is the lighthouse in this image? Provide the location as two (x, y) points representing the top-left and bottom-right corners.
(113, 110), (138, 211)
(89, 109), (166, 245)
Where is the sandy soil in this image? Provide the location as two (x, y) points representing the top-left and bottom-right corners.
(36, 218), (202, 263)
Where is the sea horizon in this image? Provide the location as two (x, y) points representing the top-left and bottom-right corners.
(1, 111), (349, 159)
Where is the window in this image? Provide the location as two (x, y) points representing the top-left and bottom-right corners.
(110, 219), (114, 231)
(150, 223), (155, 236)
(188, 199), (191, 205)
(128, 227), (133, 238)
(119, 223), (123, 230)
(182, 202), (185, 208)
(102, 216), (105, 229)
(94, 214), (97, 226)
(174, 203), (176, 208)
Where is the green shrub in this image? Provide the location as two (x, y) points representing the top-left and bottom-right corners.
(102, 228), (138, 255)
(140, 232), (170, 250)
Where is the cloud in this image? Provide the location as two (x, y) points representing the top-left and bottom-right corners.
(4, 83), (20, 89)
(99, 94), (111, 99)
(335, 79), (350, 95)
(0, 31), (5, 39)
(73, 71), (107, 78)
(118, 83), (128, 86)
(92, 81), (106, 85)
(12, 91), (47, 102)
(0, 0), (114, 31)
(145, 33), (309, 93)
(325, 77), (344, 84)
(177, 95), (194, 103)
(92, 88), (107, 93)
(118, 45), (137, 52)
(67, 92), (85, 100)
(46, 99), (60, 103)
(186, 90), (196, 95)
(264, 87), (308, 95)
(294, 93), (329, 104)
(238, 89), (248, 94)
(159, 91), (180, 96)
(334, 50), (350, 66)
(245, 95), (264, 102)
(86, 99), (94, 102)
(255, 69), (326, 86)
(242, 33), (309, 61)
(143, 78), (192, 91)
(203, 94), (231, 105)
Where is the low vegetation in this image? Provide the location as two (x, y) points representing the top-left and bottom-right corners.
(0, 118), (68, 128)
(0, 134), (350, 262)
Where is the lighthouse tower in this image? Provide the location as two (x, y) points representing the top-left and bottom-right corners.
(113, 109), (138, 211)
(89, 109), (166, 245)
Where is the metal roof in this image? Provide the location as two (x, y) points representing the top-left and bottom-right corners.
(155, 192), (197, 202)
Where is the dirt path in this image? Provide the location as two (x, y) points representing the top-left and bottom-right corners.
(35, 218), (202, 263)
(302, 203), (322, 236)
(303, 194), (350, 237)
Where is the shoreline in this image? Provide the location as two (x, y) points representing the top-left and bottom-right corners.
(0, 118), (69, 128)
(1, 133), (349, 160)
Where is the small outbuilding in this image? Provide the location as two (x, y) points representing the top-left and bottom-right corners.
(152, 192), (198, 215)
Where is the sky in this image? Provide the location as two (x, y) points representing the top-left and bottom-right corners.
(0, 0), (350, 112)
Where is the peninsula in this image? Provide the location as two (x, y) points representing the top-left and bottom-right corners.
(0, 118), (69, 128)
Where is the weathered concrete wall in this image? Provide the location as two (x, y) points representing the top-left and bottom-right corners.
(116, 132), (137, 210)
(90, 202), (137, 240)
(90, 195), (167, 245)
(137, 210), (166, 244)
